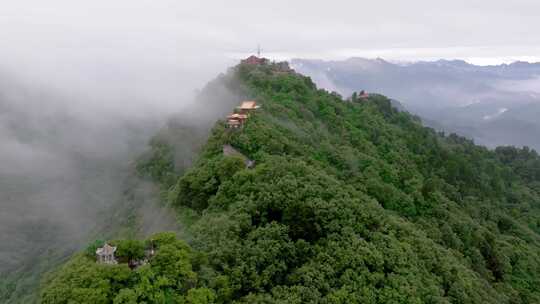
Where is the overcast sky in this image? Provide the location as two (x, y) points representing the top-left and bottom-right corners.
(1, 0), (539, 98)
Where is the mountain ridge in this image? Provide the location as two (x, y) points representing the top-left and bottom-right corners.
(40, 59), (540, 303)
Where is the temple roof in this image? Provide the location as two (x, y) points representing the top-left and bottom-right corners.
(227, 113), (248, 119)
(96, 243), (117, 256)
(237, 101), (260, 110)
(241, 56), (266, 65)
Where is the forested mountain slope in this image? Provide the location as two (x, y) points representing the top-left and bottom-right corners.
(41, 61), (540, 303)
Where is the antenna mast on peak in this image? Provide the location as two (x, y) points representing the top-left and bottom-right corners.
(257, 44), (261, 57)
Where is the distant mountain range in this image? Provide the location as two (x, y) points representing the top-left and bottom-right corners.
(292, 58), (540, 150)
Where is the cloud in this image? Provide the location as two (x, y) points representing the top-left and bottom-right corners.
(2, 0), (540, 72)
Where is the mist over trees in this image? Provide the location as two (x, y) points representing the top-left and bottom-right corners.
(0, 55), (241, 302)
(0, 69), (168, 302)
